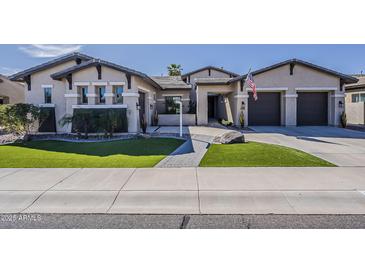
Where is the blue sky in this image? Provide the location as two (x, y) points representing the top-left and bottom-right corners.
(1, 44), (365, 76)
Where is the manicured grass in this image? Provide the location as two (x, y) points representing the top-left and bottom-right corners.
(0, 138), (184, 168)
(200, 142), (335, 167)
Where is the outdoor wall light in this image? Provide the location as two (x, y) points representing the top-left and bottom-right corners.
(339, 101), (343, 108)
(241, 101), (245, 110)
(136, 102), (140, 110)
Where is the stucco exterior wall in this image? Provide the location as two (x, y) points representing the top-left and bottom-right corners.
(0, 76), (25, 104)
(249, 64), (343, 126)
(24, 60), (77, 133)
(345, 102), (365, 125)
(156, 89), (190, 114)
(188, 69), (233, 105)
(158, 114), (196, 126)
(196, 83), (238, 125)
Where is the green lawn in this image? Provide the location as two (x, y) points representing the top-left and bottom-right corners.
(0, 138), (184, 168)
(200, 142), (335, 167)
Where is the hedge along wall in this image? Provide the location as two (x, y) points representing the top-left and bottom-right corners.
(71, 108), (128, 133)
(39, 107), (56, 132)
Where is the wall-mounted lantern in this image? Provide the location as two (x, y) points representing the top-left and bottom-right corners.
(150, 104), (153, 110)
(338, 101), (343, 108)
(136, 102), (140, 110)
(241, 101), (245, 110)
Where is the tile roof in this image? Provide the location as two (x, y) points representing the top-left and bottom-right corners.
(345, 75), (365, 91)
(150, 76), (191, 90)
(194, 77), (232, 85)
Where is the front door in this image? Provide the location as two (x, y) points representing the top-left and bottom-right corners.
(208, 96), (216, 118)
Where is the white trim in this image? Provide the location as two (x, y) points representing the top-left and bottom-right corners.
(138, 86), (151, 93)
(246, 87), (288, 91)
(109, 81), (125, 86)
(86, 94), (98, 98)
(234, 95), (249, 98)
(72, 104), (127, 109)
(283, 94), (298, 98)
(39, 103), (55, 107)
(181, 99), (190, 101)
(74, 81), (90, 86)
(91, 81), (107, 86)
(41, 84), (53, 88)
(122, 92), (139, 97)
(64, 94), (80, 98)
(330, 94), (345, 98)
(295, 87), (337, 91)
(162, 94), (183, 97)
(104, 93), (115, 97)
(156, 99), (165, 102)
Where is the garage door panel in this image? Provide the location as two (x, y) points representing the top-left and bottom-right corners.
(248, 92), (281, 126)
(297, 92), (328, 126)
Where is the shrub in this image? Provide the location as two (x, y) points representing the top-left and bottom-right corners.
(0, 103), (41, 140)
(340, 111), (347, 128)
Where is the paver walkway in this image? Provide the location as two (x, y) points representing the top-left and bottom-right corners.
(151, 126), (236, 168)
(155, 134), (213, 167)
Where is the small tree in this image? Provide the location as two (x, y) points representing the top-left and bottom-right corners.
(59, 110), (94, 139)
(97, 109), (119, 138)
(340, 111), (347, 128)
(167, 64), (182, 76)
(239, 111), (245, 128)
(140, 113), (148, 134)
(152, 109), (159, 126)
(0, 103), (41, 140)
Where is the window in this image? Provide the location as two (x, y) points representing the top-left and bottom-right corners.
(79, 86), (88, 104)
(97, 86), (106, 104)
(361, 93), (365, 102)
(43, 87), (52, 104)
(351, 93), (365, 103)
(114, 86), (124, 104)
(165, 96), (181, 114)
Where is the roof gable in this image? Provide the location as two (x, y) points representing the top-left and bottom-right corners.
(182, 66), (239, 78)
(9, 52), (93, 81)
(229, 59), (358, 84)
(51, 58), (161, 89)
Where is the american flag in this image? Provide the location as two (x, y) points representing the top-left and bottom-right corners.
(246, 72), (258, 101)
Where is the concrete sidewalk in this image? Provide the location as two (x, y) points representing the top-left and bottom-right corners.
(1, 167), (365, 214)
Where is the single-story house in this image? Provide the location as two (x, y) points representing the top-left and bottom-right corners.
(0, 74), (25, 104)
(345, 75), (365, 126)
(9, 53), (358, 134)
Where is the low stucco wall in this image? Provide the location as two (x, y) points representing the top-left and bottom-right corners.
(158, 114), (196, 126)
(346, 102), (365, 125)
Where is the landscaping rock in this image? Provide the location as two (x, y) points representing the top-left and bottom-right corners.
(214, 131), (245, 144)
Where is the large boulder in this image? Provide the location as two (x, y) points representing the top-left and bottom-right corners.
(214, 131), (245, 144)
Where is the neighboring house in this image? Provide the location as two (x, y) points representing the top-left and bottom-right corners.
(345, 75), (365, 125)
(0, 74), (25, 104)
(9, 53), (357, 134)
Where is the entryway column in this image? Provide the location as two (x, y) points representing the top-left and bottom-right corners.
(196, 86), (208, 125)
(284, 89), (297, 126)
(105, 85), (114, 105)
(123, 92), (139, 133)
(87, 85), (97, 105)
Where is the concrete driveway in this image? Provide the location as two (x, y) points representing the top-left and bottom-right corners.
(246, 126), (365, 167)
(1, 167), (365, 214)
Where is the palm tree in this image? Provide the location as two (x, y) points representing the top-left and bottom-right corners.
(167, 64), (182, 76)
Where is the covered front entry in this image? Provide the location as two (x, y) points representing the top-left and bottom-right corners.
(297, 92), (328, 126)
(248, 92), (281, 126)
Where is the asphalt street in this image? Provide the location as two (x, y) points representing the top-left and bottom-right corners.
(1, 214), (365, 229)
